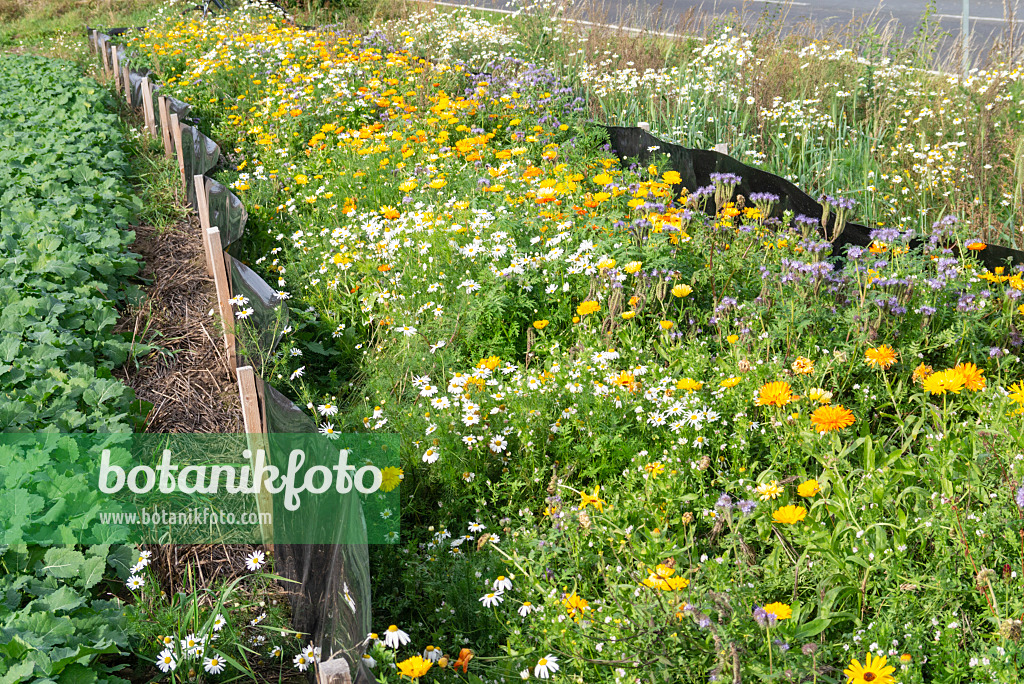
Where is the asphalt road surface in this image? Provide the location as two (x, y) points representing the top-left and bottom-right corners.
(433, 0), (1024, 69)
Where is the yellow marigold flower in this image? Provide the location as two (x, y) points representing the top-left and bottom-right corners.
(662, 170), (682, 184)
(843, 652), (896, 684)
(756, 381), (794, 407)
(293, 173), (308, 185)
(755, 480), (783, 501)
(623, 260), (643, 274)
(762, 602), (792, 620)
(719, 376), (741, 388)
(621, 311), (636, 320)
(791, 356), (814, 375)
(1008, 381), (1024, 413)
(864, 344), (898, 369)
(533, 320), (549, 330)
(592, 173), (613, 185)
(477, 356), (501, 371)
(597, 257), (617, 269)
(672, 284), (693, 297)
(727, 334), (739, 344)
(659, 320), (674, 330)
(922, 368), (965, 395)
(675, 378), (703, 392)
(380, 205), (400, 220)
(809, 404), (855, 433)
(577, 301), (600, 316)
(772, 505), (807, 525)
(900, 654), (912, 663)
(807, 388), (833, 404)
(379, 466), (403, 492)
(952, 362), (985, 391)
(797, 479), (821, 497)
(397, 655), (432, 679)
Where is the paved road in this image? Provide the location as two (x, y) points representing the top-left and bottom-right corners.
(434, 0), (1024, 68)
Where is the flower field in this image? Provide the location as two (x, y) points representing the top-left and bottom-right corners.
(17, 0), (1024, 681)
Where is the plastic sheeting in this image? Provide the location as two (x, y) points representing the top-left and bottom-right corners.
(602, 125), (1024, 271)
(93, 29), (374, 683)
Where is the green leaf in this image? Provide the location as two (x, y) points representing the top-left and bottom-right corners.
(793, 617), (831, 639)
(37, 585), (85, 614)
(0, 660), (36, 684)
(39, 548), (85, 579)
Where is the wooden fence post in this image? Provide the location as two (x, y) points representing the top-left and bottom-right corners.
(637, 121), (650, 131)
(170, 113), (186, 193)
(111, 48), (121, 92)
(205, 227), (237, 373)
(194, 174), (214, 277)
(141, 77), (157, 138)
(101, 40), (111, 77)
(123, 66), (132, 107)
(158, 96), (173, 158)
(237, 365), (274, 552)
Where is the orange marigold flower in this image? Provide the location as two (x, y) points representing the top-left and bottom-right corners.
(966, 241), (987, 251)
(912, 363), (934, 384)
(809, 404), (855, 433)
(864, 344), (898, 369)
(797, 479), (821, 497)
(952, 362), (986, 391)
(772, 505), (807, 525)
(762, 602), (792, 620)
(576, 301), (600, 316)
(756, 381), (794, 407)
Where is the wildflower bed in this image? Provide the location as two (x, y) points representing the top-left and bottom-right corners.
(120, 2), (1024, 682)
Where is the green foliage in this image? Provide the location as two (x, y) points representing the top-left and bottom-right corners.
(0, 436), (137, 683)
(0, 54), (145, 433)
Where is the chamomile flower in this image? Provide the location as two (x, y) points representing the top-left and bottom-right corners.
(245, 549), (266, 572)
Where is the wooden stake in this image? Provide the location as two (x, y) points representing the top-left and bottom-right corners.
(170, 113), (186, 193)
(158, 96), (172, 159)
(141, 77), (157, 138)
(123, 66), (132, 107)
(194, 174), (214, 277)
(236, 365), (274, 551)
(205, 227), (237, 373)
(111, 48), (121, 92)
(101, 40), (111, 76)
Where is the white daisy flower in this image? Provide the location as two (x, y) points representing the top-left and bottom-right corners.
(126, 575), (145, 590)
(534, 654), (559, 679)
(518, 602), (536, 617)
(423, 645), (441, 662)
(493, 575), (513, 592)
(212, 614), (227, 631)
(479, 591), (504, 608)
(382, 625), (410, 649)
(270, 646), (283, 658)
(468, 521), (485, 532)
(156, 649), (177, 673)
(245, 549), (266, 572)
(203, 655), (226, 674)
(361, 653), (377, 668)
(293, 653), (310, 671)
